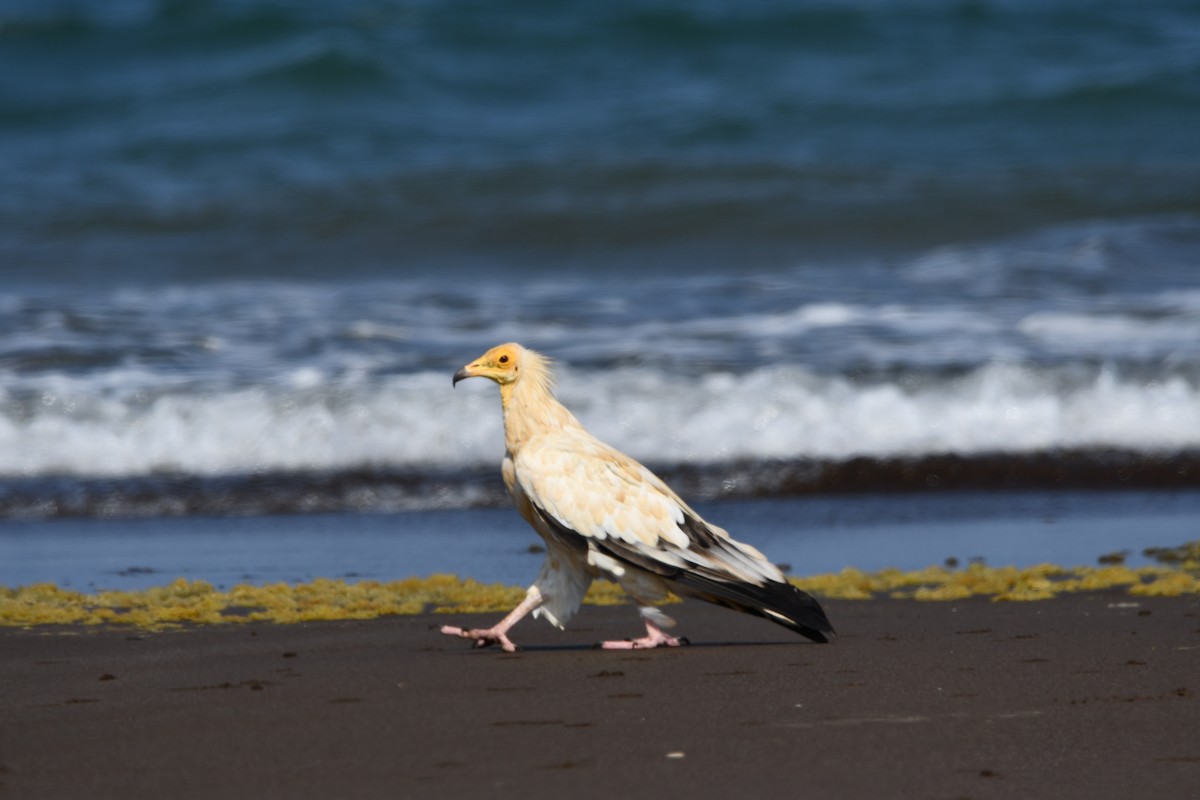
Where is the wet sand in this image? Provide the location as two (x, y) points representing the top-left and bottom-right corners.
(2, 593), (1198, 799)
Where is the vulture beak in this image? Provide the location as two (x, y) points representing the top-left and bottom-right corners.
(452, 364), (476, 387)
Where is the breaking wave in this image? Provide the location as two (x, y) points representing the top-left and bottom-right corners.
(2, 361), (1199, 518)
(2, 362), (1198, 480)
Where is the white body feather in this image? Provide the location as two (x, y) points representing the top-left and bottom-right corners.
(506, 398), (785, 630)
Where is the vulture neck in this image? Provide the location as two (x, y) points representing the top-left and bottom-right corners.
(500, 362), (578, 454)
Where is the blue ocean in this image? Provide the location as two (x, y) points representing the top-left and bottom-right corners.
(2, 0), (1199, 590)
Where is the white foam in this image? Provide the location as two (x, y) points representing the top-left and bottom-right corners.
(1, 364), (1197, 479)
(565, 364), (1200, 462)
(1018, 311), (1200, 353)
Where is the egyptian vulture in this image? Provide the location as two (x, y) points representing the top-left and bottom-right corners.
(440, 343), (834, 651)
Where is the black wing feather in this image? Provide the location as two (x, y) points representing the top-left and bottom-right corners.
(530, 500), (836, 643)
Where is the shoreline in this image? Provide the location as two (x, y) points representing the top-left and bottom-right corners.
(3, 594), (1198, 798)
(5, 491), (1200, 593)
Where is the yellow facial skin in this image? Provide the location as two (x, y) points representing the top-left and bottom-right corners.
(452, 343), (522, 386)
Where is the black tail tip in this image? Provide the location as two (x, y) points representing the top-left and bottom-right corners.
(801, 626), (835, 644)
(764, 585), (835, 643)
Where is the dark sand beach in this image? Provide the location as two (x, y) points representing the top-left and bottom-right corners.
(3, 594), (1198, 799)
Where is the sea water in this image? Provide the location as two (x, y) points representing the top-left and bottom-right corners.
(2, 0), (1199, 586)
(2, 491), (1198, 591)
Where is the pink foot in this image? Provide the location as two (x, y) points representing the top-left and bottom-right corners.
(440, 625), (518, 653)
(599, 621), (688, 650)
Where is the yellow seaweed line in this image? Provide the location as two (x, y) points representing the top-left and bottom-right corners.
(789, 562), (1200, 602)
(0, 561), (1197, 630)
(0, 575), (631, 630)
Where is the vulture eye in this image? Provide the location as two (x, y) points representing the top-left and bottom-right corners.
(498, 354), (509, 364)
